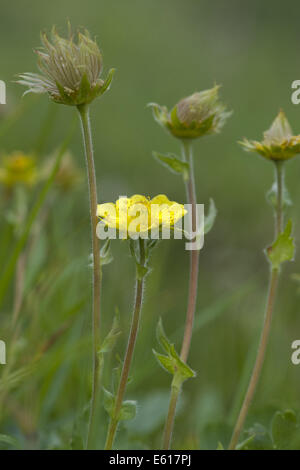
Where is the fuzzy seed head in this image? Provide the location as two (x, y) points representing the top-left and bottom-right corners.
(17, 24), (115, 106)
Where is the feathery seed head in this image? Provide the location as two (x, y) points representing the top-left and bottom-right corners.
(17, 24), (115, 106)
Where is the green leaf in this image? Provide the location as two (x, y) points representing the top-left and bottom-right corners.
(103, 388), (137, 422)
(119, 400), (137, 421)
(100, 239), (113, 266)
(169, 344), (196, 380)
(78, 73), (91, 103)
(153, 349), (176, 375)
(266, 220), (295, 269)
(153, 152), (189, 180)
(103, 388), (115, 418)
(156, 317), (172, 355)
(153, 318), (196, 383)
(271, 410), (300, 450)
(237, 423), (273, 450)
(129, 239), (149, 280)
(216, 442), (224, 450)
(98, 310), (121, 355)
(266, 181), (292, 209)
(136, 263), (149, 280)
(98, 68), (115, 97)
(204, 199), (217, 234)
(0, 434), (19, 449)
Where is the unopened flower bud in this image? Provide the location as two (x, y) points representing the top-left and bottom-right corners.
(149, 85), (231, 139)
(240, 110), (300, 161)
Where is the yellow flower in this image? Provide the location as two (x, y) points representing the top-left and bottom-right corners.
(240, 110), (300, 161)
(97, 194), (186, 238)
(0, 152), (37, 188)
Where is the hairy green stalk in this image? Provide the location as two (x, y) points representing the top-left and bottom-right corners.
(77, 104), (102, 449)
(162, 140), (199, 449)
(228, 161), (284, 450)
(104, 239), (146, 450)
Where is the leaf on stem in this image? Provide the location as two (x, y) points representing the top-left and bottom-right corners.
(100, 238), (114, 266)
(103, 388), (137, 421)
(237, 423), (273, 450)
(266, 181), (292, 209)
(118, 400), (137, 421)
(204, 199), (217, 234)
(271, 410), (300, 450)
(266, 220), (295, 269)
(98, 309), (121, 355)
(103, 388), (115, 418)
(129, 239), (149, 280)
(153, 318), (196, 384)
(153, 151), (189, 180)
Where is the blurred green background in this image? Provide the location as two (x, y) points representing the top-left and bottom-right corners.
(1, 0), (300, 450)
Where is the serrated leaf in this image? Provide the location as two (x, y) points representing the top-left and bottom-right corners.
(204, 199), (217, 234)
(153, 152), (189, 180)
(272, 410), (300, 450)
(266, 220), (295, 269)
(119, 400), (137, 421)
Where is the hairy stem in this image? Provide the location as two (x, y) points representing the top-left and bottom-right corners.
(104, 239), (146, 450)
(77, 104), (102, 449)
(228, 161), (284, 450)
(275, 161), (284, 234)
(162, 140), (199, 449)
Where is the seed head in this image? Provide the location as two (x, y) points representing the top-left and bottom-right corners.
(17, 24), (115, 106)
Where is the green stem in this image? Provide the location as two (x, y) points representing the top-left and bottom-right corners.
(275, 161), (284, 234)
(104, 239), (146, 450)
(162, 140), (199, 449)
(77, 104), (102, 450)
(228, 161), (284, 450)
